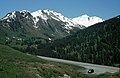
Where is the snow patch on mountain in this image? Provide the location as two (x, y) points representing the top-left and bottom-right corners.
(3, 10), (30, 19)
(31, 10), (48, 22)
(31, 10), (83, 29)
(72, 14), (104, 27)
(3, 11), (16, 20)
(2, 10), (31, 22)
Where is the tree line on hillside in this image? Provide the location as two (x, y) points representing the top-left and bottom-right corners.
(44, 16), (120, 66)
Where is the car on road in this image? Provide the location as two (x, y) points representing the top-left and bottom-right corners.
(88, 69), (94, 73)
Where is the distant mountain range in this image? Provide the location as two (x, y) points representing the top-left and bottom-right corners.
(0, 10), (103, 43)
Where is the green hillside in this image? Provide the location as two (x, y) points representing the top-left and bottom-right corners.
(0, 44), (120, 78)
(0, 44), (85, 78)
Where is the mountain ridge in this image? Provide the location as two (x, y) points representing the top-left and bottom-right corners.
(2, 10), (103, 28)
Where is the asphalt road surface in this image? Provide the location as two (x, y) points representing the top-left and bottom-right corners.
(38, 56), (120, 74)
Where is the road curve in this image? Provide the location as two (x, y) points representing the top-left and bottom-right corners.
(37, 56), (120, 74)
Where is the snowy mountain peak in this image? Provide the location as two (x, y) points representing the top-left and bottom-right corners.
(19, 10), (30, 14)
(72, 15), (104, 27)
(31, 9), (68, 22)
(31, 10), (83, 29)
(2, 11), (17, 20)
(81, 14), (89, 18)
(2, 10), (31, 21)
(31, 10), (49, 21)
(2, 10), (103, 29)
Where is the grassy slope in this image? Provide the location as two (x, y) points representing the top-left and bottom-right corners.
(0, 44), (85, 78)
(0, 44), (120, 78)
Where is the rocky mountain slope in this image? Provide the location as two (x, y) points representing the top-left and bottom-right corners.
(0, 10), (84, 42)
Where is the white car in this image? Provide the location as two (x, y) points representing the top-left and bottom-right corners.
(88, 69), (94, 73)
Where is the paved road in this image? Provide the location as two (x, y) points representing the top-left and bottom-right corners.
(37, 56), (120, 74)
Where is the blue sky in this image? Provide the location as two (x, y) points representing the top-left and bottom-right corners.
(0, 0), (120, 19)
